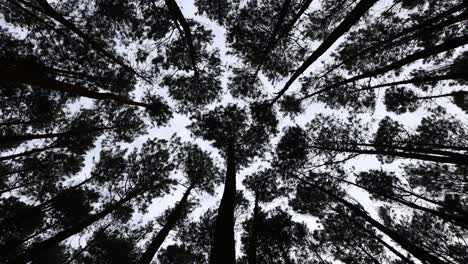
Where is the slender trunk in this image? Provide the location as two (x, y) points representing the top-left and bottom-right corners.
(0, 62), (150, 109)
(351, 238), (381, 264)
(247, 193), (259, 264)
(163, 0), (199, 78)
(8, 188), (142, 264)
(348, 73), (464, 93)
(0, 144), (58, 162)
(302, 34), (468, 101)
(305, 239), (327, 264)
(300, 178), (447, 264)
(0, 161), (61, 178)
(310, 145), (467, 165)
(253, 0), (315, 81)
(252, 0), (292, 77)
(30, 0), (150, 83)
(350, 142), (468, 160)
(336, 177), (468, 229)
(336, 209), (415, 264)
(0, 126), (114, 143)
(272, 0), (379, 104)
(390, 141), (468, 152)
(138, 184), (195, 264)
(395, 186), (468, 218)
(317, 3), (468, 79)
(210, 143), (237, 264)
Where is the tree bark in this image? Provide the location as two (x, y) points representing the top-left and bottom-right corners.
(272, 0), (379, 104)
(138, 183), (195, 264)
(210, 143), (237, 264)
(247, 193), (260, 264)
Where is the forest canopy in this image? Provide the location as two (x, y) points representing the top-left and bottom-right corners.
(1, 0), (468, 263)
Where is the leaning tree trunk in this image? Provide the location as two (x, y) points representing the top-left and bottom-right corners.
(303, 179), (447, 264)
(210, 143), (237, 264)
(163, 0), (199, 78)
(0, 126), (114, 144)
(334, 208), (416, 264)
(349, 73), (464, 93)
(8, 188), (142, 264)
(311, 145), (468, 165)
(138, 183), (195, 264)
(318, 4), (468, 79)
(247, 193), (260, 264)
(272, 0), (379, 104)
(252, 0), (292, 77)
(0, 62), (151, 109)
(0, 144), (58, 162)
(30, 0), (149, 82)
(301, 34), (468, 101)
(335, 177), (468, 229)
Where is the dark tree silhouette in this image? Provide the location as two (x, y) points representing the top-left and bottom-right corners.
(1, 0), (468, 263)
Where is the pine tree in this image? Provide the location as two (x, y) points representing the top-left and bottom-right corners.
(1, 0), (467, 263)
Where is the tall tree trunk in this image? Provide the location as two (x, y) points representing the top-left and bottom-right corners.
(334, 177), (468, 229)
(138, 183), (195, 264)
(349, 142), (468, 160)
(247, 193), (259, 264)
(272, 0), (379, 104)
(300, 178), (447, 264)
(163, 0), (199, 78)
(28, 0), (150, 83)
(0, 175), (95, 225)
(310, 145), (468, 165)
(252, 0), (292, 77)
(0, 161), (61, 178)
(0, 144), (58, 162)
(348, 73), (464, 93)
(0, 62), (151, 109)
(335, 209), (415, 264)
(301, 34), (468, 101)
(8, 188), (142, 264)
(0, 126), (114, 144)
(318, 4), (468, 79)
(210, 143), (237, 264)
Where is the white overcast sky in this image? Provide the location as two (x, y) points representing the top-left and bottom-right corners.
(2, 0), (468, 261)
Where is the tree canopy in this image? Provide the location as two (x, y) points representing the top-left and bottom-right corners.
(1, 0), (467, 263)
